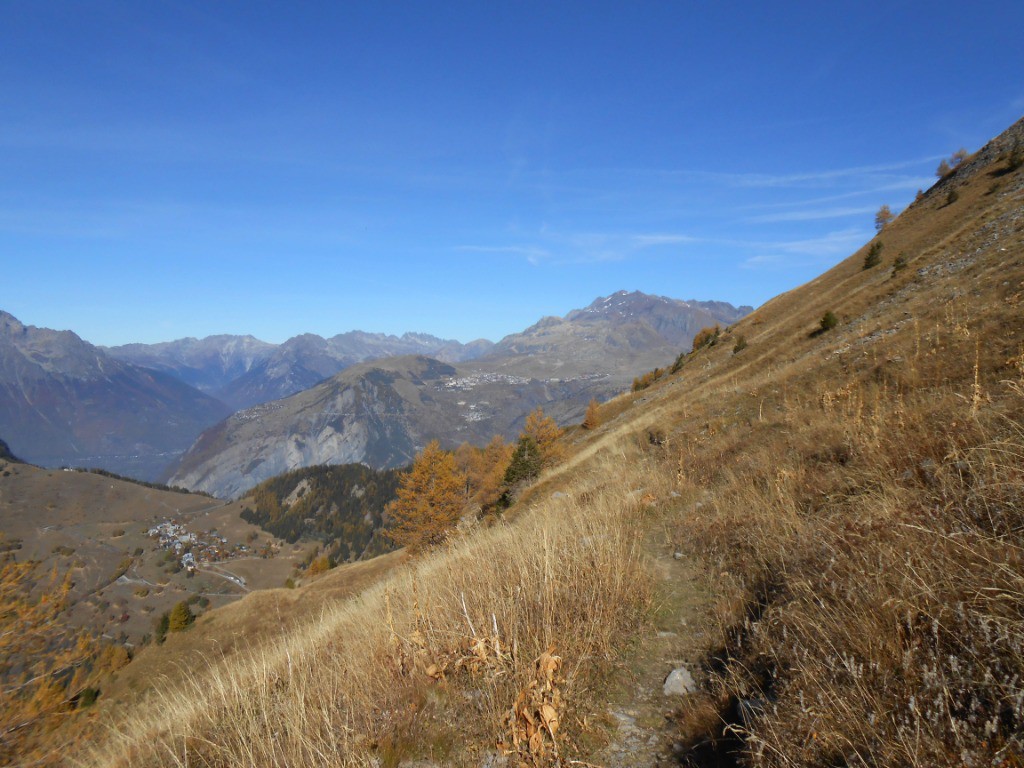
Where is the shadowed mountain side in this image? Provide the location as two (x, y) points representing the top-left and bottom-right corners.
(105, 335), (276, 394)
(0, 313), (231, 480)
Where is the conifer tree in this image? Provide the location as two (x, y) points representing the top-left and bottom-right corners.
(168, 601), (194, 632)
(523, 407), (565, 468)
(582, 398), (601, 430)
(0, 558), (95, 762)
(874, 204), (894, 231)
(385, 441), (467, 552)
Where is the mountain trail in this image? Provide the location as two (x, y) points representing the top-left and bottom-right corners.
(592, 515), (728, 767)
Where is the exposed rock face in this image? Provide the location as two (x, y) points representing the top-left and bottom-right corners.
(0, 312), (231, 479)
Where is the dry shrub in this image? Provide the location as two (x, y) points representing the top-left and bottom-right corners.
(674, 380), (1024, 767)
(88, 451), (655, 768)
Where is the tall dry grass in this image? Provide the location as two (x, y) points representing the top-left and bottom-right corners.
(87, 446), (658, 768)
(671, 368), (1024, 766)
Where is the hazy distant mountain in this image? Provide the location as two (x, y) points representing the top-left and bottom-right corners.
(168, 292), (751, 497)
(482, 290), (752, 377)
(214, 331), (494, 410)
(110, 330), (494, 411)
(105, 335), (276, 394)
(0, 311), (231, 479)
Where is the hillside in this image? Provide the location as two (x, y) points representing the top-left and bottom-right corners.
(239, 462), (403, 559)
(0, 459), (309, 648)
(168, 292), (748, 497)
(0, 313), (231, 479)
(82, 116), (1024, 768)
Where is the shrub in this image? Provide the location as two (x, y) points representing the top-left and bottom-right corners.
(863, 241), (883, 269)
(582, 398), (600, 430)
(946, 188), (959, 206)
(892, 253), (908, 275)
(1008, 139), (1023, 171)
(819, 311), (838, 333)
(632, 367), (665, 392)
(732, 335), (748, 354)
(168, 601), (194, 633)
(691, 325), (721, 353)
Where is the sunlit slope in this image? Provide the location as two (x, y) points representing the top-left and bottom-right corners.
(90, 117), (1024, 768)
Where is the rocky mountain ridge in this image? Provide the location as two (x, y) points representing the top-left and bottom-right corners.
(0, 312), (231, 479)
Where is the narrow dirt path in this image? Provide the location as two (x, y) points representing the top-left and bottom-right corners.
(592, 515), (722, 767)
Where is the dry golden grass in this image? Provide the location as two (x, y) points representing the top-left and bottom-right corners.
(86, 447), (659, 767)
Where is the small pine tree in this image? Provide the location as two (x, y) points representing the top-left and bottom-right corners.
(502, 436), (542, 489)
(154, 611), (170, 644)
(946, 188), (959, 206)
(820, 311), (839, 333)
(892, 254), (908, 274)
(863, 241), (883, 270)
(167, 601), (194, 633)
(582, 398), (601, 430)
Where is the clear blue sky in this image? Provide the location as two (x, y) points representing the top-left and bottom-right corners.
(2, 1), (1022, 345)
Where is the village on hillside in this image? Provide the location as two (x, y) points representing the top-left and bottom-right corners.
(146, 519), (279, 573)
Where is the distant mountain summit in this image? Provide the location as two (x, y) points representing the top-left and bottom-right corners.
(105, 335), (276, 394)
(482, 290), (750, 377)
(0, 311), (231, 479)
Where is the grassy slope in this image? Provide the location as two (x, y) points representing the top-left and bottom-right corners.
(86, 119), (1024, 767)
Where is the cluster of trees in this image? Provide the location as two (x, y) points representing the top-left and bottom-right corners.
(0, 556), (96, 761)
(385, 407), (565, 553)
(240, 464), (404, 559)
(936, 147), (969, 178)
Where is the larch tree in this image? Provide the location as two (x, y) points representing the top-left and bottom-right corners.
(385, 440), (467, 553)
(522, 407), (565, 468)
(874, 204), (894, 231)
(462, 435), (514, 511)
(0, 558), (95, 763)
(582, 398), (601, 430)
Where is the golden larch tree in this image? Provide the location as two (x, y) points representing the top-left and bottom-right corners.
(582, 398), (601, 430)
(0, 558), (95, 763)
(523, 407), (565, 468)
(385, 441), (467, 552)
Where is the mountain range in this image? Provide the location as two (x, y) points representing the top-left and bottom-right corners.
(106, 331), (494, 410)
(167, 292), (750, 497)
(0, 291), (749, 488)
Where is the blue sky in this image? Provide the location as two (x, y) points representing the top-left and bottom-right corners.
(2, 1), (1022, 346)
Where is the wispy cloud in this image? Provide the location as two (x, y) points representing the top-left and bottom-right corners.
(739, 228), (868, 269)
(747, 205), (878, 223)
(456, 231), (696, 266)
